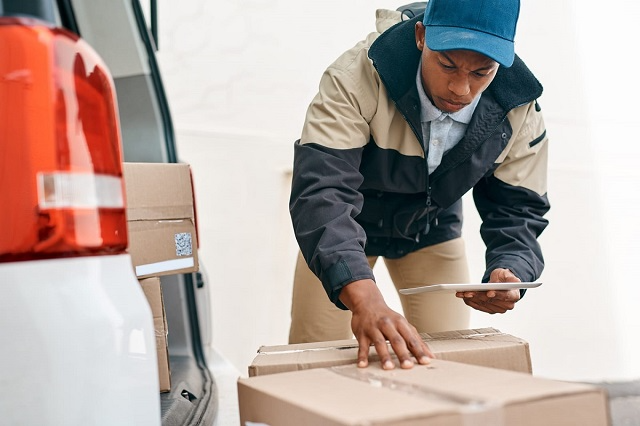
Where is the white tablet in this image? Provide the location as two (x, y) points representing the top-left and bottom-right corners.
(398, 282), (542, 295)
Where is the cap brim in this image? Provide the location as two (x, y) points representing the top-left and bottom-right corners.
(425, 26), (514, 67)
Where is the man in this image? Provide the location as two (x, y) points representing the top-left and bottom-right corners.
(288, 0), (550, 370)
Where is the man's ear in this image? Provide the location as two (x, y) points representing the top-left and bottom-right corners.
(415, 21), (425, 51)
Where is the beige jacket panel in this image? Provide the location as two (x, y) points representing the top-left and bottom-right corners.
(301, 10), (424, 158)
(495, 102), (548, 196)
(300, 34), (378, 150)
(375, 9), (403, 33)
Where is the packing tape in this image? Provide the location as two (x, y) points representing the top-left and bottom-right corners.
(419, 329), (506, 341)
(257, 344), (357, 355)
(462, 332), (506, 339)
(258, 329), (508, 356)
(330, 365), (505, 426)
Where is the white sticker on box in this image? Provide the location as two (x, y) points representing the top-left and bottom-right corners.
(135, 257), (195, 277)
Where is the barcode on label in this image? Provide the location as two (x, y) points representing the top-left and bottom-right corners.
(174, 232), (193, 256)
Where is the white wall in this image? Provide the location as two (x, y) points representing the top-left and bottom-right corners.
(156, 0), (640, 382)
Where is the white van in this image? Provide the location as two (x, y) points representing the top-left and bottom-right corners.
(0, 1), (219, 425)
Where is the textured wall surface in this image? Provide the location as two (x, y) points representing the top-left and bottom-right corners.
(155, 0), (640, 383)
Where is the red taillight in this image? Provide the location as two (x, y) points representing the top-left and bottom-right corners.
(0, 17), (127, 262)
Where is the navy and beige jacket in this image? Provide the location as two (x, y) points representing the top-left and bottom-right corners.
(289, 10), (550, 309)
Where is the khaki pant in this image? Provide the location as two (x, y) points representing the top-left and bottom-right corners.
(289, 238), (472, 343)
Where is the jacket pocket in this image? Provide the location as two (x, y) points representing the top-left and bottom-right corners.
(529, 129), (547, 148)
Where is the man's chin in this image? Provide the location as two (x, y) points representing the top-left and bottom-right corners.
(438, 99), (466, 113)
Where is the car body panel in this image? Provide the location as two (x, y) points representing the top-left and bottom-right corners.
(1, 1), (218, 424)
(0, 255), (161, 426)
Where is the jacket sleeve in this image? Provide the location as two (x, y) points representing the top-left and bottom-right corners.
(289, 46), (380, 310)
(472, 100), (551, 287)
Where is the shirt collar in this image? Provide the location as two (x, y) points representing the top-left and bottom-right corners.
(416, 61), (480, 124)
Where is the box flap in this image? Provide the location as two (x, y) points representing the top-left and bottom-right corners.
(128, 220), (198, 278)
(123, 162), (194, 221)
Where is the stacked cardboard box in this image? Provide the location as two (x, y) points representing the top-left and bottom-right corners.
(139, 277), (170, 392)
(238, 359), (611, 425)
(249, 328), (531, 376)
(123, 162), (200, 393)
(123, 162), (199, 279)
(241, 330), (611, 424)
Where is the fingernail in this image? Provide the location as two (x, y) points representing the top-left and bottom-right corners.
(419, 356), (431, 364)
(358, 360), (367, 368)
(384, 360), (394, 370)
(401, 359), (414, 368)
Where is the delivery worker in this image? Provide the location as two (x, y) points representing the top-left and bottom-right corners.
(288, 0), (550, 370)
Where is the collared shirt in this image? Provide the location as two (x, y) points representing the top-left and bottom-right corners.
(416, 63), (480, 174)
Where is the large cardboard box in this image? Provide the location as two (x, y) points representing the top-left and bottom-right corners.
(238, 359), (611, 426)
(249, 328), (531, 377)
(139, 277), (171, 392)
(123, 162), (199, 278)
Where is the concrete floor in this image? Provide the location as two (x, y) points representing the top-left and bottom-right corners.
(592, 380), (640, 426)
(208, 348), (241, 426)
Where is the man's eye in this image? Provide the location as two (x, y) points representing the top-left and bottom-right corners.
(440, 63), (456, 70)
(473, 72), (489, 77)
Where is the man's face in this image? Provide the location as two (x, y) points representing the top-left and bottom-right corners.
(415, 22), (499, 113)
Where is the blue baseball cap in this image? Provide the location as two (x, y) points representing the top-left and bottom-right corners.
(423, 0), (520, 67)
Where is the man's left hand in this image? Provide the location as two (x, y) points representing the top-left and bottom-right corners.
(455, 268), (521, 314)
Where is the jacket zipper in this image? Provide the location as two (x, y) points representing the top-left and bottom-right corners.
(415, 100), (530, 243)
(429, 99), (532, 183)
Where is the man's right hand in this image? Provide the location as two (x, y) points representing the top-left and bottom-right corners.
(339, 279), (434, 370)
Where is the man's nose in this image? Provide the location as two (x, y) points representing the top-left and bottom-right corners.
(448, 75), (470, 97)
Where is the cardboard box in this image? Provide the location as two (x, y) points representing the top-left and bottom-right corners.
(248, 328), (531, 377)
(123, 162), (199, 278)
(238, 359), (611, 426)
(139, 277), (171, 392)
